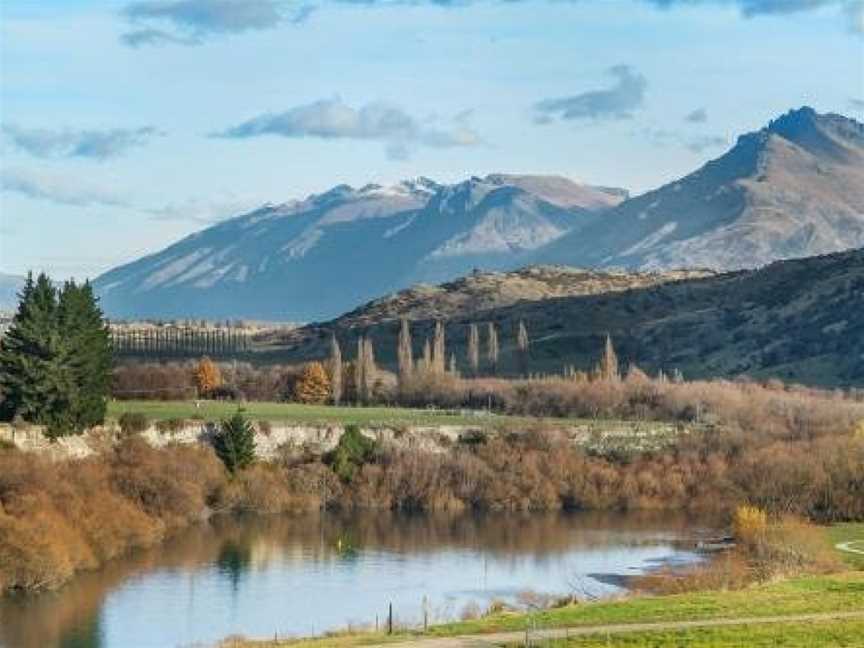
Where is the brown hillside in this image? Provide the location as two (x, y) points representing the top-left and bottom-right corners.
(260, 249), (864, 387)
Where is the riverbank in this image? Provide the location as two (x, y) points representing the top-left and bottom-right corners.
(227, 571), (864, 647)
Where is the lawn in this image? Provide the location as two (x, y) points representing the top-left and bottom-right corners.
(536, 618), (864, 647)
(108, 399), (501, 427)
(829, 523), (864, 569)
(106, 400), (656, 435)
(236, 572), (864, 647)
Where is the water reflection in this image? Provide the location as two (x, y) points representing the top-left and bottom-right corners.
(0, 510), (716, 648)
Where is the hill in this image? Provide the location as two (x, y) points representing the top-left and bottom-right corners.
(538, 107), (864, 270)
(266, 248), (864, 387)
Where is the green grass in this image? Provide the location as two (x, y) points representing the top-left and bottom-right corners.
(829, 523), (864, 569)
(236, 572), (864, 647)
(536, 618), (864, 647)
(106, 399), (652, 433)
(422, 573), (864, 638)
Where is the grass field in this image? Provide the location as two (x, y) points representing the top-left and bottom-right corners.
(106, 400), (656, 434)
(108, 400), (512, 427)
(536, 618), (864, 647)
(235, 572), (864, 647)
(830, 523), (864, 569)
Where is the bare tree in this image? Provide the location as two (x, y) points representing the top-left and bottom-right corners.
(397, 319), (413, 385)
(356, 336), (366, 403)
(432, 320), (446, 374)
(361, 336), (377, 402)
(422, 337), (432, 370)
(467, 323), (480, 376)
(486, 322), (499, 374)
(516, 320), (530, 376)
(329, 333), (343, 405)
(597, 333), (620, 382)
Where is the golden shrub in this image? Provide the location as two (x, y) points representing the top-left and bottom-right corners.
(733, 504), (768, 546)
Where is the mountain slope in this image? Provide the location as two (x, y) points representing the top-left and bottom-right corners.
(538, 107), (864, 270)
(267, 248), (864, 387)
(94, 175), (625, 321)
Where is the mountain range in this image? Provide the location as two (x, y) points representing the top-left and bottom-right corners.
(93, 107), (864, 322)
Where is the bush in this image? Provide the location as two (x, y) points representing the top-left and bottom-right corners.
(118, 412), (149, 436)
(155, 417), (186, 435)
(213, 411), (256, 474)
(326, 425), (377, 482)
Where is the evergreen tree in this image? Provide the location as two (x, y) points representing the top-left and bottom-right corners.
(57, 280), (112, 430)
(0, 273), (77, 437)
(329, 334), (343, 405)
(213, 410), (256, 473)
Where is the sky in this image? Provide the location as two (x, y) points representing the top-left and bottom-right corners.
(1, 0), (862, 280)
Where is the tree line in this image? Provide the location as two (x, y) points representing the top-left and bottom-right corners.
(112, 326), (251, 357)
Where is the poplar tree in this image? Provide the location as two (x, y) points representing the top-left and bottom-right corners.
(432, 321), (446, 374)
(329, 334), (343, 405)
(467, 323), (480, 376)
(486, 322), (499, 374)
(516, 320), (530, 377)
(359, 337), (377, 403)
(422, 338), (432, 371)
(397, 319), (413, 384)
(597, 334), (620, 382)
(355, 337), (366, 403)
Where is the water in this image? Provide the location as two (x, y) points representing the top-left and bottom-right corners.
(0, 511), (715, 648)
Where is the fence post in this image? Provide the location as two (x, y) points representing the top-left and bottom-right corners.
(388, 602), (393, 634)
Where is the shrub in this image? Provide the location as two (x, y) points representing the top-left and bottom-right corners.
(213, 410), (256, 474)
(155, 417), (186, 435)
(118, 412), (149, 436)
(326, 425), (377, 482)
(732, 505), (768, 547)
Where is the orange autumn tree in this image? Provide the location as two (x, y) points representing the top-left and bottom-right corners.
(294, 362), (332, 404)
(195, 356), (222, 396)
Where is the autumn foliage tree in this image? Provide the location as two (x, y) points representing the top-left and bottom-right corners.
(294, 362), (332, 404)
(195, 356), (222, 396)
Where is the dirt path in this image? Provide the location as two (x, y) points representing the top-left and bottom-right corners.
(837, 541), (864, 555)
(367, 610), (864, 647)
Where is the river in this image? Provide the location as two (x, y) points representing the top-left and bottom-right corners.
(0, 510), (718, 648)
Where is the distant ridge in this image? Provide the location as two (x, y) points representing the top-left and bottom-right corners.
(93, 107), (864, 321)
(538, 107), (864, 270)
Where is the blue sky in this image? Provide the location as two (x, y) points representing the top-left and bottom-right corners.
(1, 0), (862, 279)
